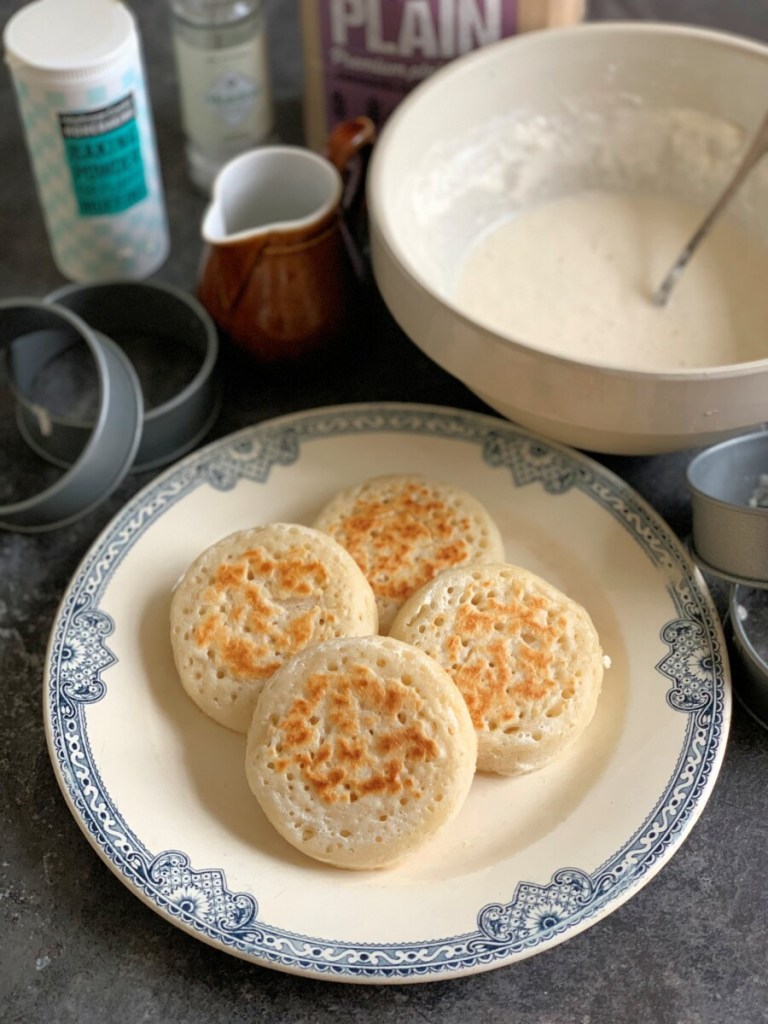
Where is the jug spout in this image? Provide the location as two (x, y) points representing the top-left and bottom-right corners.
(200, 200), (228, 246)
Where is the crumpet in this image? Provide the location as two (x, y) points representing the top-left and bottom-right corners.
(389, 563), (604, 776)
(170, 524), (378, 733)
(313, 474), (505, 633)
(245, 635), (477, 869)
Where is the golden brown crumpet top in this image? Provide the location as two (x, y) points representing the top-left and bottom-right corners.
(170, 524), (378, 733)
(389, 564), (605, 777)
(194, 546), (326, 681)
(268, 662), (439, 806)
(246, 636), (477, 870)
(313, 475), (505, 633)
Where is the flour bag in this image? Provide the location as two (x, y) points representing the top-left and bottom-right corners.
(301, 0), (586, 149)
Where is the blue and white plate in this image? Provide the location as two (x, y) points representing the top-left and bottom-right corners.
(44, 402), (730, 983)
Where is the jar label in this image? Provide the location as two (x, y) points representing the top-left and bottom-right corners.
(172, 35), (273, 151)
(59, 94), (148, 217)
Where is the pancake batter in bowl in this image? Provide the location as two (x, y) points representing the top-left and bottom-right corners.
(454, 191), (768, 370)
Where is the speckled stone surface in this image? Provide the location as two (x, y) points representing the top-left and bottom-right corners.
(1, 2), (767, 1022)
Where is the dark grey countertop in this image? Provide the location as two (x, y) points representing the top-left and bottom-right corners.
(1, 1), (767, 1022)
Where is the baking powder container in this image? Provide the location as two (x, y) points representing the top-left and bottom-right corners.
(0, 300), (143, 532)
(3, 0), (169, 282)
(7, 280), (220, 473)
(687, 429), (768, 587)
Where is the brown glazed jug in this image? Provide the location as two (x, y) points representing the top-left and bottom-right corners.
(197, 117), (375, 361)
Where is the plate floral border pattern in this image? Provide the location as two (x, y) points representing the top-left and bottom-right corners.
(45, 404), (729, 982)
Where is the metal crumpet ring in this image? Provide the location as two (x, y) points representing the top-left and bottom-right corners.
(729, 585), (768, 731)
(687, 428), (768, 730)
(0, 300), (143, 532)
(687, 429), (768, 588)
(7, 279), (220, 474)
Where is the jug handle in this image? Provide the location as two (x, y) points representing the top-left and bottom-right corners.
(324, 116), (377, 283)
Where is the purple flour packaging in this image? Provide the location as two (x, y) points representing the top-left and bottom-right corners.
(301, 0), (586, 149)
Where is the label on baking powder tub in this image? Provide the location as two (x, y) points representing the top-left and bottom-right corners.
(59, 94), (148, 217)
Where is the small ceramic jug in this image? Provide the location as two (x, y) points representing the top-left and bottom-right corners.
(197, 117), (375, 361)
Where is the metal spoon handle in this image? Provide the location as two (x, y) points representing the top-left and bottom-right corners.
(653, 109), (768, 307)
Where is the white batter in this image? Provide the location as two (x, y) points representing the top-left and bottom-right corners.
(454, 191), (768, 370)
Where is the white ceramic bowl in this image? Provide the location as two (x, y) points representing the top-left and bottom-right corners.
(368, 23), (768, 455)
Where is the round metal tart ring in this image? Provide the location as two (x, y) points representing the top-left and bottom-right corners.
(728, 584), (768, 731)
(8, 279), (220, 473)
(686, 428), (768, 587)
(0, 300), (143, 533)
